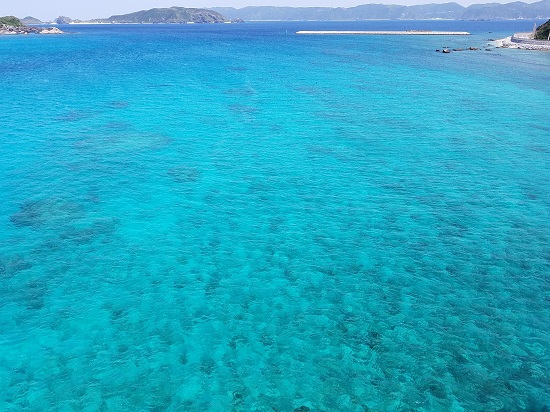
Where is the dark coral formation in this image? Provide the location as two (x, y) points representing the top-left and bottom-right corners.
(10, 198), (83, 229)
(167, 166), (200, 183)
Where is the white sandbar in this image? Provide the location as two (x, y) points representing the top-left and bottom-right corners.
(296, 30), (470, 35)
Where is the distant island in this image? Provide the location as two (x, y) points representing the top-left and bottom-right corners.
(93, 7), (227, 24)
(211, 0), (550, 21)
(21, 16), (43, 24)
(42, 7), (229, 25)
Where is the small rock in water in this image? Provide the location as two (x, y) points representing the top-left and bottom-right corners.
(40, 27), (63, 34)
(294, 407), (311, 412)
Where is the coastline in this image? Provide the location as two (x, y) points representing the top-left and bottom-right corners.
(493, 36), (550, 51)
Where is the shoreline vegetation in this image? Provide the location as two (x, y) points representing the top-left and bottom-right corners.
(534, 18), (550, 39)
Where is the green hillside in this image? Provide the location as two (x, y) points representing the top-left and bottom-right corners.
(93, 7), (226, 24)
(21, 16), (43, 24)
(0, 16), (23, 27)
(535, 19), (550, 40)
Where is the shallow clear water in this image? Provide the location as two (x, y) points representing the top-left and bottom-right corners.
(1, 21), (549, 411)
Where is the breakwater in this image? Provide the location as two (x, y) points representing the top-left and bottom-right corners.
(296, 30), (470, 35)
(511, 32), (550, 46)
(494, 34), (550, 51)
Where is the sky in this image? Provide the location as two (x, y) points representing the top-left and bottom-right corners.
(3, 0), (538, 21)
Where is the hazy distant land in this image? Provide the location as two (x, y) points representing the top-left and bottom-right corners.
(211, 0), (550, 21)
(20, 0), (550, 24)
(24, 7), (230, 25)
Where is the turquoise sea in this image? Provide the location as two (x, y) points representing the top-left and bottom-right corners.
(1, 20), (549, 411)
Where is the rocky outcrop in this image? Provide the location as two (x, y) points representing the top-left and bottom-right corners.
(0, 23), (40, 34)
(40, 27), (64, 34)
(55, 16), (73, 24)
(0, 16), (64, 35)
(1, 24), (64, 35)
